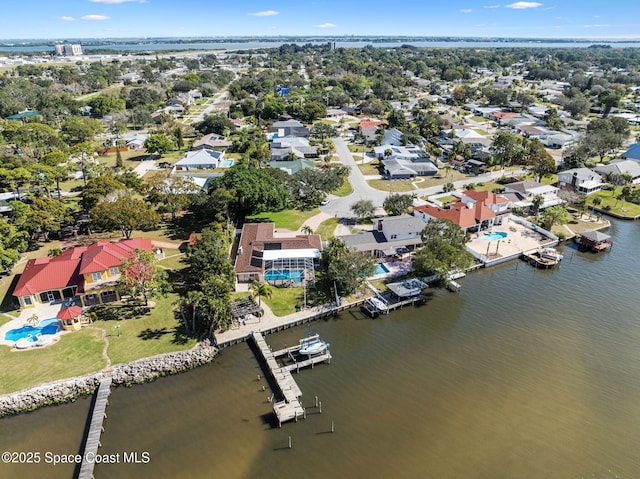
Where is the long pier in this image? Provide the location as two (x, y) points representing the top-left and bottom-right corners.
(251, 331), (331, 426)
(77, 376), (112, 479)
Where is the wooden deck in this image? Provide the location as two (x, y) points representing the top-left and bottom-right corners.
(78, 376), (112, 479)
(251, 331), (330, 426)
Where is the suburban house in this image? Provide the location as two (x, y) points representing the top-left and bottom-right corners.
(359, 118), (386, 141)
(414, 190), (510, 232)
(375, 129), (437, 179)
(557, 168), (604, 194)
(340, 215), (425, 257)
(270, 137), (318, 161)
(234, 223), (322, 287)
(191, 133), (232, 150)
(0, 191), (25, 214)
(595, 159), (640, 184)
(621, 143), (640, 161)
(174, 149), (225, 170)
(502, 180), (564, 210)
(268, 119), (309, 139)
(268, 158), (314, 175)
(13, 238), (163, 309)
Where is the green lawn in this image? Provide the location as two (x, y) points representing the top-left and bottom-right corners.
(263, 287), (305, 316)
(0, 328), (106, 395)
(90, 294), (196, 365)
(358, 162), (382, 176)
(333, 178), (353, 197)
(315, 217), (339, 240)
(367, 179), (416, 192)
(589, 187), (640, 218)
(248, 208), (320, 231)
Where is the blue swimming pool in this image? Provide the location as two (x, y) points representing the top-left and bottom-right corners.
(482, 231), (508, 241)
(221, 159), (234, 168)
(4, 318), (62, 343)
(265, 269), (304, 282)
(374, 263), (390, 275)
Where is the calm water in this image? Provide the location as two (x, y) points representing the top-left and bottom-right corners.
(1, 219), (639, 479)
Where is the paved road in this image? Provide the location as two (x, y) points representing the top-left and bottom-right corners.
(323, 136), (526, 218)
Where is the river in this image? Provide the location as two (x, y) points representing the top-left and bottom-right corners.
(1, 219), (639, 479)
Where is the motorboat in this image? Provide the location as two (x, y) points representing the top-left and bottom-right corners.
(369, 297), (388, 312)
(539, 248), (563, 262)
(298, 333), (329, 356)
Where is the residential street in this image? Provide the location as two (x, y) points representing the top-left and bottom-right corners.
(324, 136), (526, 218)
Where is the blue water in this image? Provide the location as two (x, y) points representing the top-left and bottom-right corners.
(221, 159), (234, 168)
(265, 269), (304, 282)
(4, 318), (62, 342)
(374, 263), (390, 275)
(482, 231), (508, 241)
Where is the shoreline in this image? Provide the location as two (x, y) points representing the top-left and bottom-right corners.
(0, 340), (217, 417)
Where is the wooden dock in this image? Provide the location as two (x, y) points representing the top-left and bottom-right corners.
(78, 376), (112, 479)
(251, 331), (330, 426)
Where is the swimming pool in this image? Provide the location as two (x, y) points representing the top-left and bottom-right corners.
(221, 159), (234, 168)
(4, 318), (62, 343)
(265, 269), (304, 282)
(482, 231), (508, 241)
(374, 263), (390, 275)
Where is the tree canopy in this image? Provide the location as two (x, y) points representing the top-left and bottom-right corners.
(413, 219), (474, 279)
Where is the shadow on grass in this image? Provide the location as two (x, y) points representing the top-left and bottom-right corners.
(90, 303), (152, 321)
(137, 324), (194, 345)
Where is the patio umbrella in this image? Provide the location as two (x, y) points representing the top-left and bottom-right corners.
(57, 305), (83, 320)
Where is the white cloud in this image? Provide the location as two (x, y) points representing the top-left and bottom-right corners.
(60, 16), (75, 21)
(505, 2), (543, 9)
(82, 14), (110, 20)
(584, 24), (611, 28)
(89, 0), (146, 4)
(249, 10), (279, 17)
(483, 4), (500, 8)
(316, 22), (336, 28)
(460, 9), (473, 13)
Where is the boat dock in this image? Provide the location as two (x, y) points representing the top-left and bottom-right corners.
(78, 376), (112, 479)
(523, 251), (560, 269)
(251, 331), (331, 426)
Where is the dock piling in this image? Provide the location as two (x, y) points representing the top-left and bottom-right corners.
(288, 436), (292, 449)
(331, 420), (334, 433)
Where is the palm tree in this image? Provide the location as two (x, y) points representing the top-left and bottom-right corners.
(532, 195), (544, 220)
(26, 314), (39, 327)
(301, 225), (314, 235)
(175, 290), (205, 332)
(442, 182), (455, 193)
(250, 280), (272, 309)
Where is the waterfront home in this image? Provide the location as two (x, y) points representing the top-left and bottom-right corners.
(557, 168), (604, 195)
(503, 180), (564, 210)
(595, 160), (640, 184)
(13, 238), (162, 309)
(234, 223), (322, 287)
(339, 215), (426, 257)
(414, 190), (509, 232)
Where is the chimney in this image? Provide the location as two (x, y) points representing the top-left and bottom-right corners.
(377, 219), (383, 231)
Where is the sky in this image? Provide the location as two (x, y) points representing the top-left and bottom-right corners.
(1, 0), (640, 41)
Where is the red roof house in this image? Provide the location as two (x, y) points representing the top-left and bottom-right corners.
(13, 238), (155, 309)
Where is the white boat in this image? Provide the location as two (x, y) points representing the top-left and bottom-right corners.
(369, 297), (388, 312)
(298, 333), (329, 356)
(539, 248), (563, 262)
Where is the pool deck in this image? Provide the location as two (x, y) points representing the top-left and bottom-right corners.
(0, 302), (71, 348)
(466, 217), (557, 266)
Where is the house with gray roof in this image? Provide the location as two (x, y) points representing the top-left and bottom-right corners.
(339, 215), (425, 257)
(270, 137), (318, 161)
(621, 143), (640, 161)
(557, 168), (604, 195)
(595, 159), (640, 184)
(503, 180), (564, 210)
(269, 119), (309, 139)
(174, 149), (224, 170)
